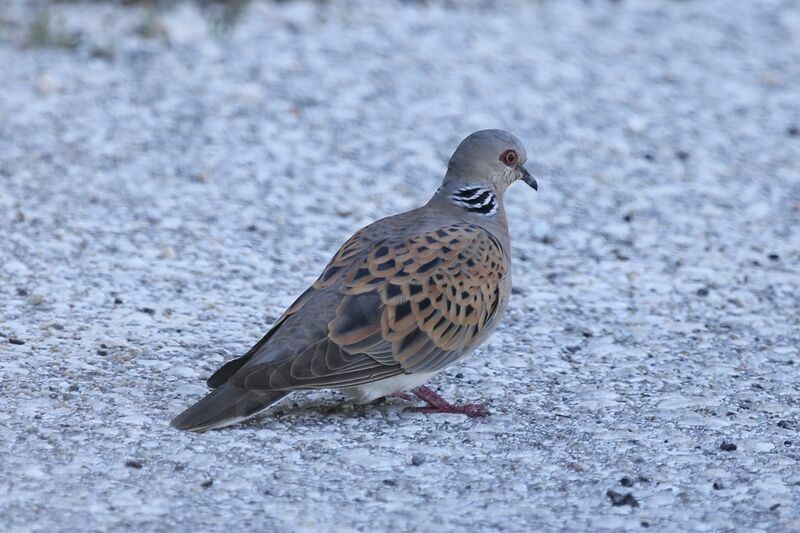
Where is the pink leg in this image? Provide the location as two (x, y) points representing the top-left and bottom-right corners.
(405, 385), (488, 418)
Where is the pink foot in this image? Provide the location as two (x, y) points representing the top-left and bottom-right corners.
(388, 392), (415, 401)
(405, 404), (488, 417)
(402, 385), (489, 418)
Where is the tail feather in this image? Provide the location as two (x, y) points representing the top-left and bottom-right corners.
(170, 384), (289, 432)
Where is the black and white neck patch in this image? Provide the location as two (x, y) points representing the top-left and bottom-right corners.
(450, 186), (498, 216)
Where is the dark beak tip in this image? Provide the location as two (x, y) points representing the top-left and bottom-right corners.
(521, 167), (538, 191)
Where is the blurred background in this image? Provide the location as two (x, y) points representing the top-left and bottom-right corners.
(1, 0), (798, 531)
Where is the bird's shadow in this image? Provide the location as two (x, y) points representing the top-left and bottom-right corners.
(234, 392), (413, 430)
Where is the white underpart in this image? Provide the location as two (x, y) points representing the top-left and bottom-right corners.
(340, 372), (438, 403)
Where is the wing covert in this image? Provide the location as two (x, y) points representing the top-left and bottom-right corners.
(230, 222), (508, 391)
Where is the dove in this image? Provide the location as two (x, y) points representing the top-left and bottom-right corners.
(171, 129), (538, 431)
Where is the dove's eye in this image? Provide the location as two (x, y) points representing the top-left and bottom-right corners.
(500, 150), (517, 166)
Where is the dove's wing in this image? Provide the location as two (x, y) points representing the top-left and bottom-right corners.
(229, 222), (508, 391)
(205, 285), (317, 388)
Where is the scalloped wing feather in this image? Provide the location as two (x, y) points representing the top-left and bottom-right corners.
(230, 222), (508, 391)
(329, 222), (508, 373)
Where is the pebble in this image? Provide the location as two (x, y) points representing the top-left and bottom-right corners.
(606, 490), (639, 508)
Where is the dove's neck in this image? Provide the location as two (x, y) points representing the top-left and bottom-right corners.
(428, 179), (510, 238)
(445, 184), (500, 215)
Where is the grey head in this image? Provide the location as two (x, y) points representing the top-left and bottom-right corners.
(432, 129), (537, 217)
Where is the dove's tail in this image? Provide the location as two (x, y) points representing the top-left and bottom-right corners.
(170, 384), (289, 432)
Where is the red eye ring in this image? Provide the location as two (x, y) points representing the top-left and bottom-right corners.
(500, 149), (517, 166)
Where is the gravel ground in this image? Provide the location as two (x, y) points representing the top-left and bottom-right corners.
(1, 0), (799, 531)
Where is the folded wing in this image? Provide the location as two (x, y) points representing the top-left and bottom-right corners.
(230, 222), (508, 391)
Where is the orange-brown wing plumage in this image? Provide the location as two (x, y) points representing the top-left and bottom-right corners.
(230, 222), (508, 391)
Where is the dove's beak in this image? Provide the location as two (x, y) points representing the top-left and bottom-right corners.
(520, 166), (538, 191)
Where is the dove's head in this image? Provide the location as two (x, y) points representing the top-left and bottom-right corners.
(443, 129), (538, 195)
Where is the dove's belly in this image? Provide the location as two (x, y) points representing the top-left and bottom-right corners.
(340, 372), (439, 404)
